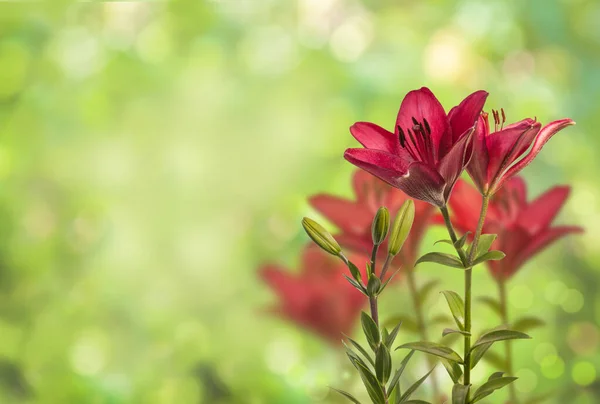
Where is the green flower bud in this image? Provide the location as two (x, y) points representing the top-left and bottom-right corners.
(388, 200), (415, 256)
(371, 207), (390, 246)
(301, 217), (342, 256)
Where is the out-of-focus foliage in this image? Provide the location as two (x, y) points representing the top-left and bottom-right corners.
(0, 0), (597, 403)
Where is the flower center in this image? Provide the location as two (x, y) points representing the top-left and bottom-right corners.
(397, 117), (435, 164)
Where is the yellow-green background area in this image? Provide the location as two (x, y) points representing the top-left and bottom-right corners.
(0, 0), (597, 403)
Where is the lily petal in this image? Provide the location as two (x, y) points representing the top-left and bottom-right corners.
(511, 225), (584, 276)
(467, 114), (490, 194)
(438, 127), (474, 202)
(448, 90), (489, 143)
(350, 122), (401, 154)
(395, 87), (450, 159)
(447, 179), (482, 232)
(486, 121), (541, 190)
(496, 118), (575, 190)
(517, 186), (571, 233)
(309, 195), (373, 235)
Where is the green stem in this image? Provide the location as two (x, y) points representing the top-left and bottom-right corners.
(369, 245), (387, 403)
(498, 278), (518, 403)
(406, 267), (442, 402)
(439, 195), (489, 388)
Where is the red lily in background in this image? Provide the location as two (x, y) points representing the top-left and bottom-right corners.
(344, 87), (488, 207)
(309, 170), (434, 269)
(447, 178), (583, 280)
(468, 110), (575, 196)
(260, 246), (367, 344)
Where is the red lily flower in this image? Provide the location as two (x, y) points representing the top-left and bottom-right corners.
(447, 178), (583, 281)
(344, 87), (488, 207)
(260, 246), (367, 344)
(468, 110), (575, 195)
(309, 170), (435, 269)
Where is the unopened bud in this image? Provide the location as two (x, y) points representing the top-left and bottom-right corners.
(302, 217), (341, 256)
(388, 200), (415, 256)
(371, 207), (390, 246)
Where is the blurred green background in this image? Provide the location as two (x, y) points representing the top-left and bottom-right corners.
(0, 0), (597, 403)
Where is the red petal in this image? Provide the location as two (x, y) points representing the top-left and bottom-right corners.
(466, 114), (490, 194)
(448, 90), (489, 142)
(309, 195), (373, 235)
(510, 225), (583, 277)
(350, 122), (401, 154)
(438, 127), (474, 203)
(395, 87), (451, 160)
(495, 118), (575, 191)
(345, 148), (446, 206)
(485, 121), (541, 191)
(446, 179), (482, 234)
(517, 186), (570, 233)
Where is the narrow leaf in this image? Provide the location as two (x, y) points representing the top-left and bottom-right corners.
(343, 275), (367, 294)
(379, 268), (401, 293)
(385, 322), (402, 349)
(399, 366), (436, 402)
(350, 357), (386, 404)
(330, 387), (362, 404)
(472, 250), (505, 267)
(347, 261), (363, 283)
(396, 341), (463, 363)
(471, 329), (531, 350)
(488, 371), (505, 380)
(442, 328), (471, 337)
(433, 239), (453, 246)
(344, 335), (375, 367)
(471, 376), (518, 403)
(440, 291), (465, 330)
(375, 344), (392, 384)
(454, 232), (471, 249)
(361, 311), (381, 350)
(385, 316), (418, 334)
(451, 383), (470, 404)
(441, 358), (463, 384)
(471, 233), (497, 257)
(387, 350), (415, 396)
(512, 316), (545, 332)
(477, 296), (502, 317)
(416, 252), (464, 269)
(469, 343), (493, 370)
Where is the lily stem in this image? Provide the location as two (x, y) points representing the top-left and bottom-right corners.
(369, 244), (388, 404)
(439, 194), (489, 388)
(498, 277), (518, 403)
(406, 266), (442, 402)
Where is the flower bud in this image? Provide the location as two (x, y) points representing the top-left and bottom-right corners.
(301, 217), (342, 256)
(388, 200), (415, 256)
(371, 207), (390, 246)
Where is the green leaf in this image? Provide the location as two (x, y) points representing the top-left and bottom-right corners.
(361, 312), (381, 350)
(470, 234), (496, 257)
(347, 261), (363, 283)
(385, 321), (402, 349)
(512, 316), (545, 332)
(442, 328), (471, 337)
(472, 250), (505, 266)
(344, 335), (375, 367)
(488, 371), (505, 380)
(376, 344), (392, 384)
(330, 387), (362, 404)
(469, 343), (493, 369)
(451, 383), (470, 404)
(396, 341), (463, 363)
(349, 357), (386, 404)
(477, 296), (502, 317)
(433, 239), (453, 246)
(416, 252), (464, 269)
(367, 275), (382, 297)
(399, 367), (436, 402)
(387, 350), (415, 396)
(440, 291), (465, 330)
(417, 279), (440, 305)
(343, 275), (367, 294)
(441, 358), (463, 384)
(344, 344), (371, 372)
(471, 376), (518, 403)
(454, 232), (471, 249)
(379, 268), (401, 293)
(471, 329), (531, 350)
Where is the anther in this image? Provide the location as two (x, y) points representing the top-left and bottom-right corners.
(423, 118), (431, 135)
